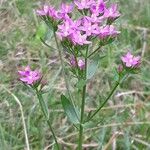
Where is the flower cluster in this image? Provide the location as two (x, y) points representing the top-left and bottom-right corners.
(121, 52), (141, 68)
(18, 66), (41, 85)
(37, 0), (120, 46)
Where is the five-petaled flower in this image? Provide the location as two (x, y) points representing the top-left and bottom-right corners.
(90, 0), (106, 15)
(104, 4), (120, 21)
(121, 52), (141, 68)
(99, 25), (120, 39)
(74, 0), (94, 10)
(57, 3), (74, 19)
(80, 17), (100, 36)
(36, 5), (58, 20)
(18, 66), (41, 85)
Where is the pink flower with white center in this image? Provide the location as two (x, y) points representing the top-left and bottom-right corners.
(18, 66), (41, 85)
(103, 4), (120, 21)
(99, 25), (120, 39)
(121, 52), (141, 68)
(57, 3), (74, 19)
(56, 19), (73, 39)
(36, 5), (49, 16)
(71, 31), (92, 45)
(80, 18), (100, 36)
(90, 0), (106, 16)
(57, 18), (81, 40)
(74, 0), (95, 10)
(85, 14), (103, 23)
(78, 59), (85, 70)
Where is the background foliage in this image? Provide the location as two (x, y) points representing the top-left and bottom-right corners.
(0, 0), (150, 149)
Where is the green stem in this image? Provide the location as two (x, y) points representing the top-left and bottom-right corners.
(87, 46), (101, 58)
(36, 89), (60, 150)
(87, 81), (120, 122)
(78, 85), (86, 150)
(78, 48), (88, 150)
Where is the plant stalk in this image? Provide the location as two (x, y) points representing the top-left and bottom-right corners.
(78, 48), (88, 150)
(87, 46), (101, 58)
(36, 89), (60, 150)
(87, 81), (120, 122)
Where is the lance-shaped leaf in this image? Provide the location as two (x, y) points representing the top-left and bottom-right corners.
(61, 95), (80, 124)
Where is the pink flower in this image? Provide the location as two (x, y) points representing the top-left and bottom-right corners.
(86, 14), (103, 23)
(70, 31), (91, 45)
(70, 56), (85, 69)
(48, 6), (58, 19)
(90, 0), (106, 15)
(78, 59), (85, 70)
(121, 52), (141, 68)
(74, 0), (94, 10)
(103, 4), (120, 21)
(36, 5), (58, 20)
(56, 18), (81, 40)
(99, 25), (120, 39)
(18, 66), (41, 85)
(57, 3), (74, 19)
(80, 18), (100, 36)
(60, 3), (74, 14)
(56, 19), (73, 39)
(36, 5), (49, 16)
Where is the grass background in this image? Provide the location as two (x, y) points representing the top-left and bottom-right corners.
(0, 0), (150, 149)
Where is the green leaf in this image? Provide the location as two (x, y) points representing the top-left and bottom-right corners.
(35, 23), (47, 40)
(61, 95), (80, 124)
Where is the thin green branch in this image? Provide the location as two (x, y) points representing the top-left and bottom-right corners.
(40, 38), (57, 50)
(87, 81), (120, 122)
(87, 46), (101, 58)
(35, 89), (60, 150)
(78, 47), (88, 150)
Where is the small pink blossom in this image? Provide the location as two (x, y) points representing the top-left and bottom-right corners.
(121, 52), (141, 68)
(36, 5), (58, 20)
(18, 66), (41, 85)
(56, 18), (73, 39)
(48, 6), (58, 19)
(80, 18), (100, 36)
(83, 14), (103, 23)
(99, 25), (120, 39)
(74, 0), (94, 10)
(71, 31), (92, 45)
(57, 3), (74, 19)
(36, 5), (49, 16)
(60, 3), (74, 14)
(78, 59), (85, 70)
(90, 0), (106, 16)
(56, 18), (81, 40)
(103, 4), (120, 21)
